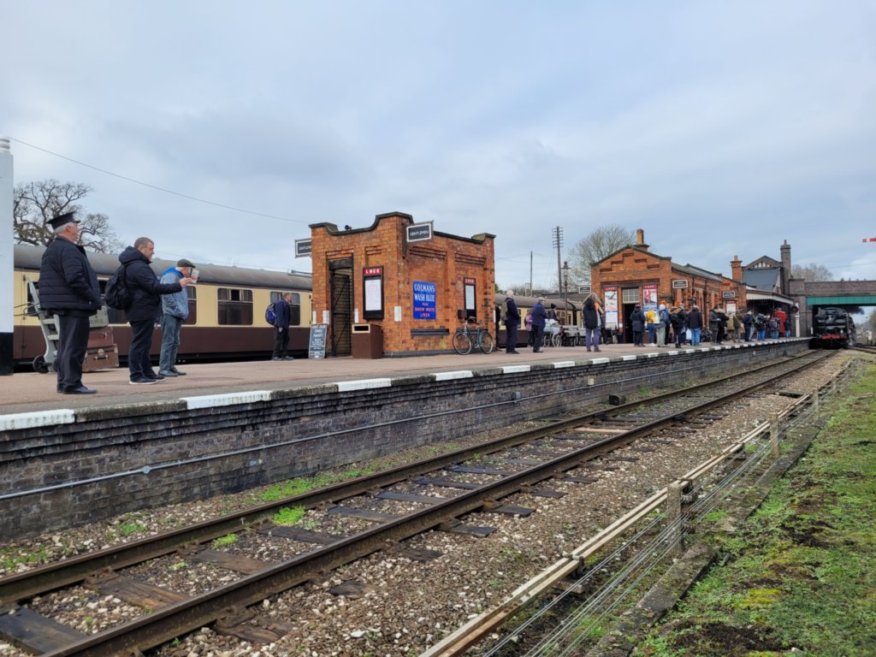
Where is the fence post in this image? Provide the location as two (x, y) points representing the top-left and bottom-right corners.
(666, 481), (684, 556)
(770, 415), (781, 458)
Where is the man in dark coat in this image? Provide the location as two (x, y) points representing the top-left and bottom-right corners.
(503, 291), (521, 354)
(120, 237), (194, 384)
(38, 212), (102, 394)
(630, 304), (645, 346)
(271, 292), (294, 360)
(530, 298), (547, 353)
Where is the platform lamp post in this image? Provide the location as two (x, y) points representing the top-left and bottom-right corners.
(0, 137), (13, 375)
(562, 260), (569, 313)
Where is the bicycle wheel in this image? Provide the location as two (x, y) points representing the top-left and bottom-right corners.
(479, 332), (495, 354)
(452, 331), (473, 355)
(551, 332), (562, 347)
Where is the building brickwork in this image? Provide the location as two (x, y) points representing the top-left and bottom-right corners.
(590, 230), (746, 340)
(311, 212), (495, 356)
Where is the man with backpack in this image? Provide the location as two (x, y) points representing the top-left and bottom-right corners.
(271, 292), (295, 360)
(754, 312), (767, 341)
(120, 238), (195, 384)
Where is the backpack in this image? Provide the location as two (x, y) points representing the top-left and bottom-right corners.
(104, 264), (133, 310)
(265, 302), (277, 326)
(500, 300), (509, 322)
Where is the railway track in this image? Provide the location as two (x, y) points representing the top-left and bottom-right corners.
(0, 350), (830, 656)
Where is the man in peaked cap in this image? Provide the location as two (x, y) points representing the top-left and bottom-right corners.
(158, 258), (196, 377)
(38, 211), (102, 394)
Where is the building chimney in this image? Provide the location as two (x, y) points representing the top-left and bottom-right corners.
(731, 255), (743, 282)
(635, 228), (649, 251)
(780, 240), (791, 294)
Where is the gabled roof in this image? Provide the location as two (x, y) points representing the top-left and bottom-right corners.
(674, 263), (723, 282)
(746, 255), (780, 269)
(593, 244), (669, 266)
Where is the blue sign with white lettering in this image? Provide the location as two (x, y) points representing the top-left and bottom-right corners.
(412, 281), (437, 320)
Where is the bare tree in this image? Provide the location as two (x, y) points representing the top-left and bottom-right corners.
(791, 263), (833, 281)
(13, 179), (122, 253)
(567, 225), (635, 288)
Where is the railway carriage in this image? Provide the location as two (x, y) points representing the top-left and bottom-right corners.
(12, 244), (313, 368)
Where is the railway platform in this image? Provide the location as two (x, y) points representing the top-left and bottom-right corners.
(0, 339), (803, 418)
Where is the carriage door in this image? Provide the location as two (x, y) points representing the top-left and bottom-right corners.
(329, 259), (353, 356)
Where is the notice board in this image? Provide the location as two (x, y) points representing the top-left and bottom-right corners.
(308, 324), (328, 359)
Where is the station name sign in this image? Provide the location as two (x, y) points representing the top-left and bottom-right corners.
(722, 290), (737, 299)
(671, 279), (688, 289)
(406, 222), (433, 243)
(295, 239), (312, 258)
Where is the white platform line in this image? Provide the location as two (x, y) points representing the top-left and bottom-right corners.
(183, 390), (272, 410)
(434, 370), (474, 381)
(0, 409), (76, 431)
(552, 361), (577, 369)
(501, 365), (531, 374)
(335, 378), (393, 392)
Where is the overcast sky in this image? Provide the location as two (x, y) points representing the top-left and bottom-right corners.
(3, 1), (875, 289)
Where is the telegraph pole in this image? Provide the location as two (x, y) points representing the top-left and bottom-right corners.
(0, 137), (13, 375)
(552, 226), (563, 295)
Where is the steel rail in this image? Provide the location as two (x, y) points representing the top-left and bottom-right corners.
(37, 351), (829, 656)
(0, 350), (820, 606)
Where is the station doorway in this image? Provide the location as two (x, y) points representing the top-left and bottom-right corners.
(329, 259), (353, 356)
(621, 287), (640, 344)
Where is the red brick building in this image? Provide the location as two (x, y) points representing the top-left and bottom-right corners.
(590, 230), (746, 342)
(310, 212), (495, 357)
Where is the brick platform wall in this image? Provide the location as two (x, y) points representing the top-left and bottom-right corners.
(0, 342), (808, 538)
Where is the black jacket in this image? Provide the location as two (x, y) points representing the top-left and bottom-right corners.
(583, 299), (600, 329)
(630, 308), (645, 332)
(119, 246), (182, 323)
(38, 237), (101, 314)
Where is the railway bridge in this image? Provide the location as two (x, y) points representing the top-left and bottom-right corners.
(790, 278), (876, 336)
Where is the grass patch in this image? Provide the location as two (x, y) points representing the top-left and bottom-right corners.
(273, 506), (306, 526)
(636, 363), (876, 657)
(211, 533), (238, 548)
(0, 546), (51, 572)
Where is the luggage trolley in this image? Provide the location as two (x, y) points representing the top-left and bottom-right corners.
(27, 280), (119, 373)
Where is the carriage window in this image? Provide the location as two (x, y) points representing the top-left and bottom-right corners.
(218, 287), (253, 325)
(269, 291), (301, 326)
(25, 280), (39, 317)
(183, 286), (198, 325)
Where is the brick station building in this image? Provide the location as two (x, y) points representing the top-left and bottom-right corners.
(310, 212), (495, 357)
(590, 230), (747, 342)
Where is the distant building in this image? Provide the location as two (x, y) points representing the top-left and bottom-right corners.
(590, 229), (746, 343)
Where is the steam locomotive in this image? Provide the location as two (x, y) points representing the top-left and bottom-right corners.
(811, 306), (855, 348)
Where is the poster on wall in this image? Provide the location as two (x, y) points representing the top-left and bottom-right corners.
(643, 284), (658, 312)
(604, 286), (618, 328)
(363, 266), (384, 320)
(463, 277), (477, 321)
(412, 281), (437, 320)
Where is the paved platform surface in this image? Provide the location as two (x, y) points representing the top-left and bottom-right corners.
(0, 340), (772, 417)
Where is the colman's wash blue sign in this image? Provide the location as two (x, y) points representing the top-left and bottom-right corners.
(412, 281), (437, 319)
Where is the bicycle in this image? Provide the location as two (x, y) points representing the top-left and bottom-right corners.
(452, 320), (495, 355)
